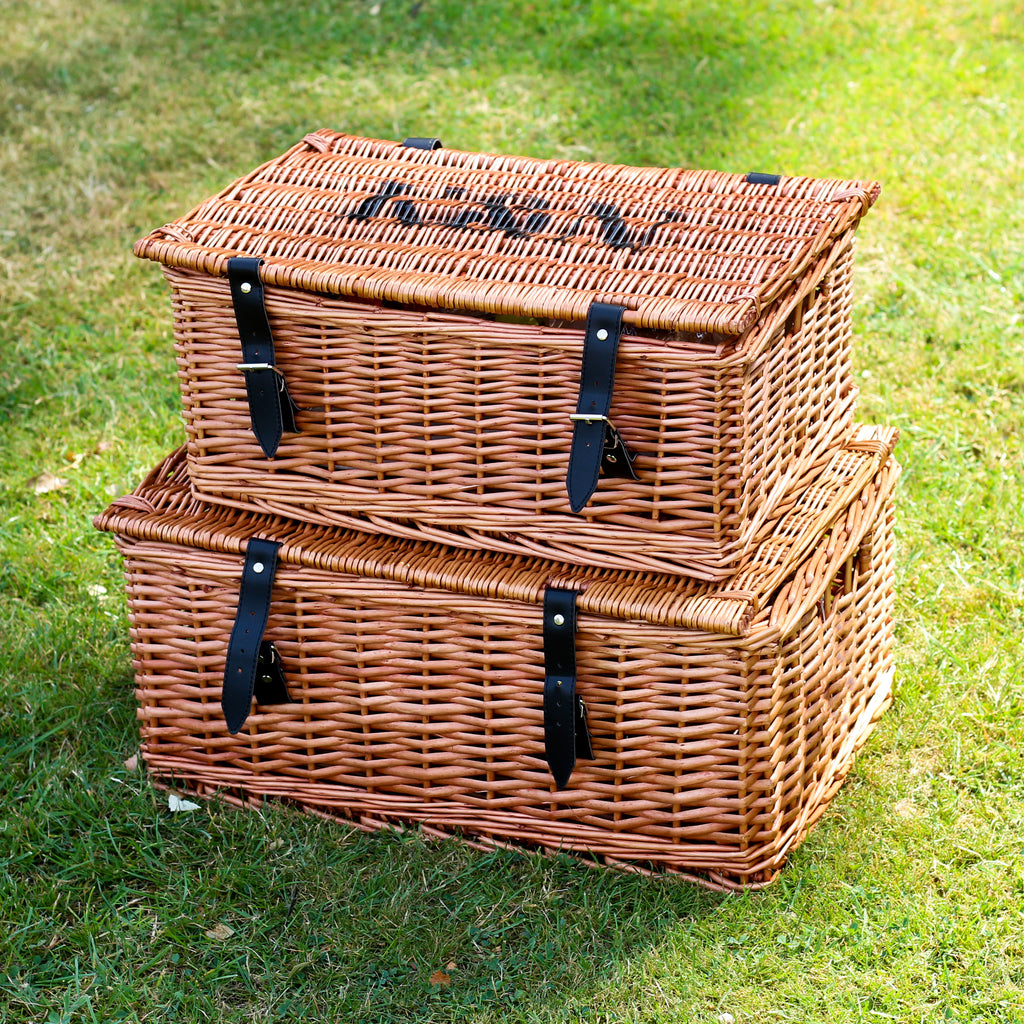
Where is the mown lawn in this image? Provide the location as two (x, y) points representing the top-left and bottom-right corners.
(1, 1), (1022, 1021)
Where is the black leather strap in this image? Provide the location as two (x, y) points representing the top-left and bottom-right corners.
(746, 171), (781, 186)
(401, 137), (443, 150)
(566, 302), (637, 513)
(228, 257), (299, 458)
(543, 588), (592, 789)
(223, 538), (283, 733)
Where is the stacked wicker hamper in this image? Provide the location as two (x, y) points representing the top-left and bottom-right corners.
(96, 132), (897, 890)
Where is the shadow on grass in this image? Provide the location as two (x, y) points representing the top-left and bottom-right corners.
(135, 0), (775, 164)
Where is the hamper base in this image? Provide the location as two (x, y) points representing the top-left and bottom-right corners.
(145, 668), (892, 894)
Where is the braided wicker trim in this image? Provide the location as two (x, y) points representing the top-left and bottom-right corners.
(97, 426), (896, 637)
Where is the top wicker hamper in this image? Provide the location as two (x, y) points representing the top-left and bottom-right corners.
(136, 130), (880, 580)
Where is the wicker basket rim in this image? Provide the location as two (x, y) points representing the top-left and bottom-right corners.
(95, 427), (897, 636)
(134, 129), (880, 335)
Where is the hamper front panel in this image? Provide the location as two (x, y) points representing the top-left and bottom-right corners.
(126, 547), (764, 845)
(169, 237), (856, 578)
(172, 271), (733, 520)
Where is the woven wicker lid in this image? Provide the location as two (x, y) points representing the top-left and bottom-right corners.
(96, 426), (897, 638)
(135, 130), (880, 335)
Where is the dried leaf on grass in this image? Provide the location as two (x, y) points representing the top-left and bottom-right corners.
(29, 472), (68, 495)
(429, 970), (451, 987)
(205, 923), (235, 941)
(168, 793), (200, 812)
(123, 754), (139, 771)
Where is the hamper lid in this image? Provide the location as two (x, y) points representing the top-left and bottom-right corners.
(135, 130), (880, 336)
(96, 427), (897, 639)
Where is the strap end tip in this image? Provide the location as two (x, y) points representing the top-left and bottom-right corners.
(567, 491), (590, 514)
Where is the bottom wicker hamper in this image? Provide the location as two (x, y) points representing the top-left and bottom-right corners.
(96, 426), (898, 891)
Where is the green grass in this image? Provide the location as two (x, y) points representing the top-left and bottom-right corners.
(2, 0), (1023, 1020)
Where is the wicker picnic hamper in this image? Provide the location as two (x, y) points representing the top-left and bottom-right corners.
(135, 130), (880, 580)
(97, 425), (898, 890)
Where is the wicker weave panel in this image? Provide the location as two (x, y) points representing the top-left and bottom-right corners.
(102, 435), (898, 889)
(169, 234), (857, 579)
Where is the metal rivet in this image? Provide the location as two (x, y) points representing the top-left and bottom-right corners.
(553, 614), (565, 626)
(252, 561), (265, 574)
(607, 454), (618, 463)
(262, 675), (272, 685)
(240, 282), (252, 294)
(596, 328), (608, 341)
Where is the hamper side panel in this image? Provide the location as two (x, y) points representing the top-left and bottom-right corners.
(734, 240), (858, 554)
(753, 495), (896, 875)
(168, 272), (204, 467)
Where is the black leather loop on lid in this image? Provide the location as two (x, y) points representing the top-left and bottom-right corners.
(401, 137), (443, 150)
(228, 257), (300, 458)
(566, 303), (637, 513)
(222, 538), (283, 734)
(746, 171), (782, 186)
(542, 588), (592, 789)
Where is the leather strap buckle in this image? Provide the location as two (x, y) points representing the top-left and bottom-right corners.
(222, 538), (287, 733)
(565, 302), (638, 512)
(542, 588), (593, 789)
(253, 639), (290, 706)
(601, 421), (638, 480)
(228, 257), (300, 458)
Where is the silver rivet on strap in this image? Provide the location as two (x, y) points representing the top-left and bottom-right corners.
(252, 562), (265, 574)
